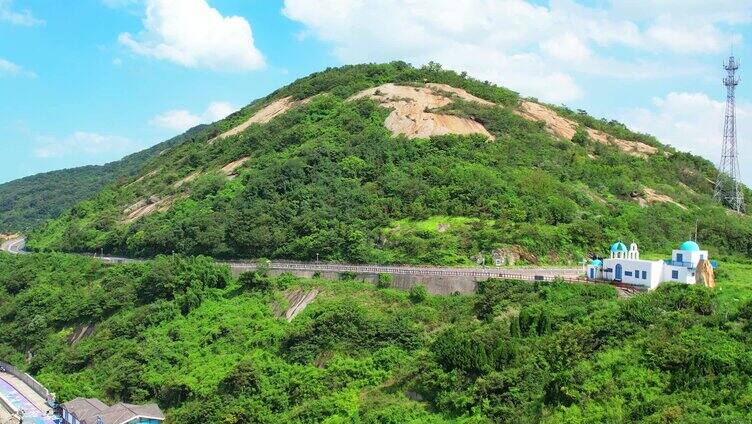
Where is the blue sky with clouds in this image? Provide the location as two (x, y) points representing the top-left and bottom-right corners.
(1, 0), (751, 184)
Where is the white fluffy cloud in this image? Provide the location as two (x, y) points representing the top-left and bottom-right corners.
(0, 58), (22, 75)
(34, 132), (137, 159)
(282, 0), (748, 103)
(0, 58), (34, 77)
(0, 0), (44, 26)
(119, 0), (265, 71)
(150, 101), (235, 132)
(621, 92), (752, 185)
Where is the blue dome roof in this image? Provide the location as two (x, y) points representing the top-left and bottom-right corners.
(591, 259), (602, 266)
(679, 240), (700, 251)
(610, 242), (627, 252)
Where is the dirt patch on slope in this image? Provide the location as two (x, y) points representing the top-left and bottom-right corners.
(221, 156), (251, 180)
(271, 287), (320, 322)
(0, 233), (19, 242)
(516, 101), (657, 157)
(635, 188), (687, 210)
(68, 323), (95, 346)
(172, 171), (201, 188)
(349, 83), (495, 140)
(126, 168), (160, 187)
(425, 83), (496, 106)
(212, 96), (313, 143)
(122, 194), (181, 223)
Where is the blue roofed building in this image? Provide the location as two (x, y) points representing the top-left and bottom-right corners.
(587, 240), (714, 290)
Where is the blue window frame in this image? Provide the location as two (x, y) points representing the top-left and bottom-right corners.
(635, 269), (639, 278)
(642, 271), (647, 279)
(625, 271), (633, 276)
(676, 253), (683, 262)
(671, 270), (679, 279)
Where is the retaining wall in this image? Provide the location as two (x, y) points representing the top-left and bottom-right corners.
(246, 266), (584, 295)
(0, 361), (54, 406)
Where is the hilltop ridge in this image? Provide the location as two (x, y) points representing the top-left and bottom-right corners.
(0, 125), (207, 233)
(26, 62), (751, 263)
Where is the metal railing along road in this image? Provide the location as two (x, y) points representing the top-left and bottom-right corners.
(221, 259), (583, 278)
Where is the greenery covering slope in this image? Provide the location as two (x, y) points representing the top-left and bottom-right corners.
(0, 125), (205, 233)
(1, 253), (752, 423)
(27, 62), (752, 264)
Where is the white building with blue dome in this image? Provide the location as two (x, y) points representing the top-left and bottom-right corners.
(586, 240), (713, 290)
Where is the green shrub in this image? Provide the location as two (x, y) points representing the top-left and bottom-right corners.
(409, 285), (428, 303)
(377, 273), (393, 289)
(238, 271), (271, 291)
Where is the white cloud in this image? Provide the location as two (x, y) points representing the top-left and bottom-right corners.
(34, 132), (137, 159)
(281, 0), (748, 102)
(0, 58), (35, 77)
(119, 0), (265, 71)
(540, 32), (591, 63)
(621, 92), (752, 185)
(0, 58), (22, 74)
(0, 0), (44, 26)
(150, 101), (235, 132)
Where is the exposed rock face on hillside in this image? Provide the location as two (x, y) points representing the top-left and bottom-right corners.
(516, 101), (657, 157)
(123, 195), (181, 223)
(636, 188), (687, 210)
(350, 83), (495, 140)
(212, 96), (312, 143)
(221, 156), (251, 180)
(272, 288), (320, 322)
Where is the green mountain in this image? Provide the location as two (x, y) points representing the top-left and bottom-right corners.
(27, 62), (752, 263)
(0, 125), (206, 233)
(2, 253), (752, 423)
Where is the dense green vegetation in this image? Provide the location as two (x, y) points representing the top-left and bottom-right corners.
(2, 253), (752, 423)
(0, 125), (205, 233)
(27, 63), (752, 263)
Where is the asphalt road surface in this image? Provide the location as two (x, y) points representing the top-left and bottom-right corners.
(2, 237), (584, 281)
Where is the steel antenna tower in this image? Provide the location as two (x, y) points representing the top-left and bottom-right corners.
(714, 55), (746, 213)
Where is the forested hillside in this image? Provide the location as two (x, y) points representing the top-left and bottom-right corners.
(1, 253), (752, 423)
(0, 125), (205, 233)
(27, 62), (752, 264)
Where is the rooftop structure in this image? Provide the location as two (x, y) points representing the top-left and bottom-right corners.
(587, 240), (716, 290)
(61, 398), (164, 424)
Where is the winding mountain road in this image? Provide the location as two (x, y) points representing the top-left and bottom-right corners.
(1, 237), (585, 288)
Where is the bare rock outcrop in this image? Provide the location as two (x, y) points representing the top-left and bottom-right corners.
(635, 188), (687, 210)
(211, 96), (313, 143)
(516, 101), (657, 157)
(221, 156), (251, 180)
(272, 288), (320, 322)
(122, 194), (180, 223)
(350, 83), (495, 140)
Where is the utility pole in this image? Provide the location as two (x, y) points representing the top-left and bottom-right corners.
(714, 55), (746, 213)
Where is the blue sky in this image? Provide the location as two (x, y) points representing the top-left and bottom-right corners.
(1, 0), (751, 184)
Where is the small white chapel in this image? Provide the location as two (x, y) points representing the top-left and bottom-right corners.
(587, 240), (716, 290)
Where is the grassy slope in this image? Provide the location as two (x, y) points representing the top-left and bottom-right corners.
(26, 62), (752, 264)
(1, 253), (751, 423)
(0, 125), (206, 233)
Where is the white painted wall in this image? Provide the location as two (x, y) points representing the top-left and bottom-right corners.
(603, 258), (663, 288)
